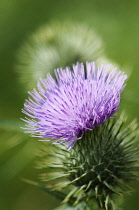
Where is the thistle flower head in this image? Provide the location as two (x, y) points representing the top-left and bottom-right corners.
(22, 62), (127, 148)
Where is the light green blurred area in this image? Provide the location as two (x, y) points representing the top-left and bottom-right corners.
(1, 0), (139, 209)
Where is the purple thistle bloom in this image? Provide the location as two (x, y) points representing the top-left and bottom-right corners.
(22, 62), (127, 149)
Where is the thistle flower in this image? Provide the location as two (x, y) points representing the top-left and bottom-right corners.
(22, 62), (127, 149)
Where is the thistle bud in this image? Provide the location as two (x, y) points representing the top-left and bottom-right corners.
(17, 23), (103, 91)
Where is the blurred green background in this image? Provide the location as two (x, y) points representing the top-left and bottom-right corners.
(1, 0), (139, 209)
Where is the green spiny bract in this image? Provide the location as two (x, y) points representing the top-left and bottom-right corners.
(36, 115), (139, 210)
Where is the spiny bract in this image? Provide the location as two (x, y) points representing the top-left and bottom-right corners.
(37, 115), (139, 210)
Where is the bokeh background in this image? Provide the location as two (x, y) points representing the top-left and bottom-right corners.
(0, 0), (139, 209)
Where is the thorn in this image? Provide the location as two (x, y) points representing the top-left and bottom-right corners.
(21, 178), (38, 186)
(105, 195), (109, 210)
(85, 180), (93, 192)
(103, 181), (122, 195)
(62, 187), (78, 204)
(95, 185), (98, 198)
(97, 174), (102, 182)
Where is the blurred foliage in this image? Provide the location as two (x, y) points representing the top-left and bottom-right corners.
(1, 0), (139, 210)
